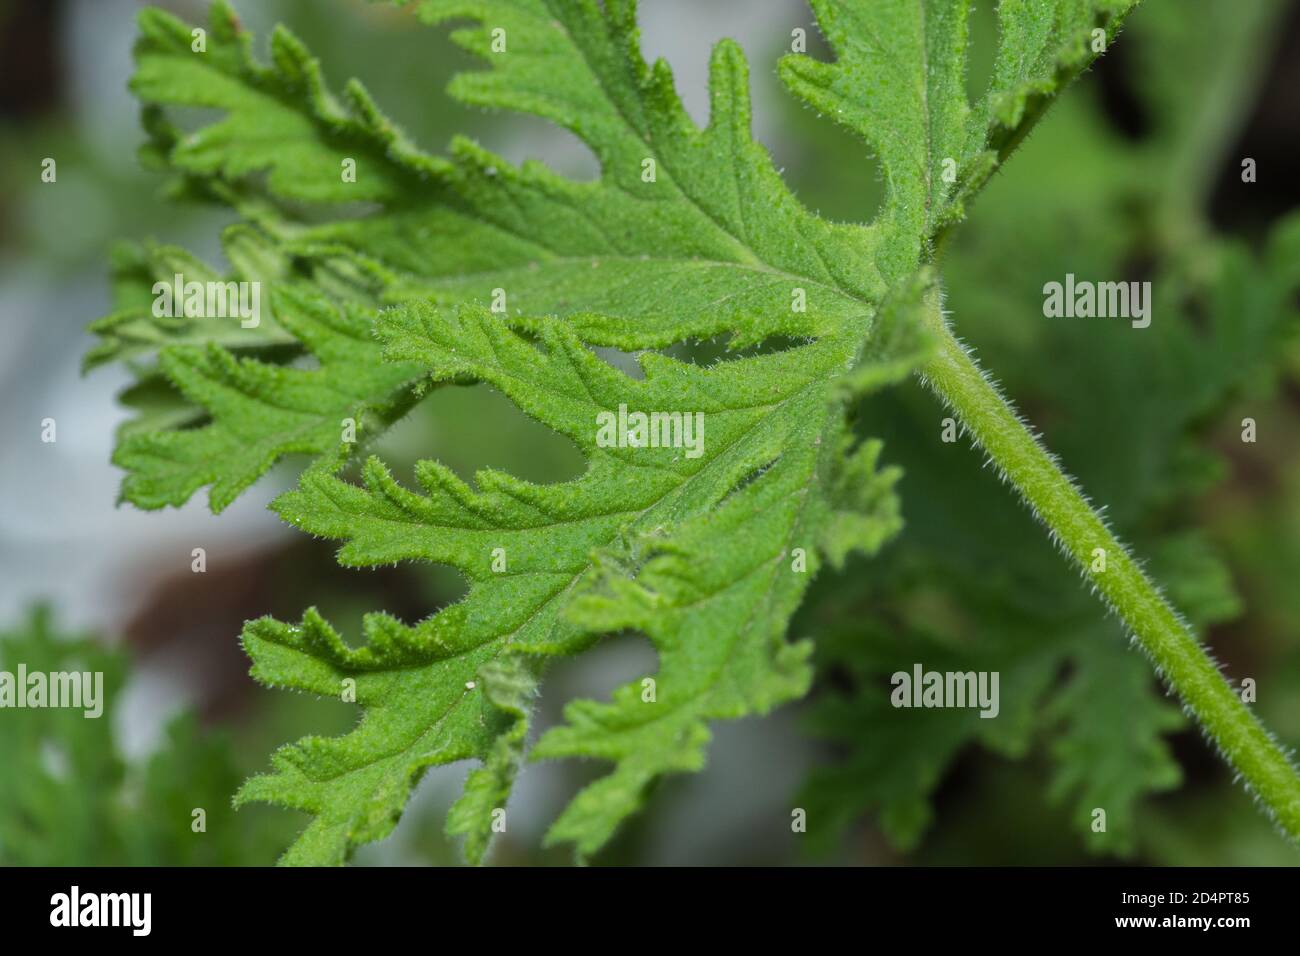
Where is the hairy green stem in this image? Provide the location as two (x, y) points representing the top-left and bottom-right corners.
(918, 291), (1300, 840)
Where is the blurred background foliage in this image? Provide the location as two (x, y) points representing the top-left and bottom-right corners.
(0, 0), (1297, 865)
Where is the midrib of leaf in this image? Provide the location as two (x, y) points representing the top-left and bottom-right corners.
(394, 255), (862, 319)
(917, 0), (936, 225)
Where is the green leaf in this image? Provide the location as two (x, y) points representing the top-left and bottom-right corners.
(130, 3), (440, 205)
(796, 605), (1062, 854)
(234, 607), (532, 865)
(85, 230), (296, 373)
(114, 286), (422, 512)
(1046, 636), (1185, 855)
(98, 0), (1134, 513)
(238, 301), (912, 863)
(0, 608), (282, 866)
(780, 0), (1136, 239)
(91, 0), (1158, 864)
(0, 609), (126, 866)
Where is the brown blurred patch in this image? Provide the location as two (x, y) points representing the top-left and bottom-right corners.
(119, 537), (441, 720)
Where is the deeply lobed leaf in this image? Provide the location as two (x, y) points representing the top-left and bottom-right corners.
(91, 0), (1148, 862)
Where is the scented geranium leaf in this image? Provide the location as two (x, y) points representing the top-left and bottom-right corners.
(114, 286), (422, 512)
(128, 1), (936, 343)
(127, 2), (545, 306)
(443, 655), (538, 863)
(238, 298), (919, 862)
(89, 223), (337, 477)
(104, 0), (1187, 864)
(536, 428), (898, 856)
(85, 228), (295, 372)
(131, 2), (439, 204)
(103, 0), (1148, 446)
(777, 0), (979, 266)
(99, 0), (1139, 514)
(234, 609), (537, 866)
(979, 0), (1135, 133)
(83, 2), (450, 517)
(320, 0), (884, 337)
(779, 0), (1137, 243)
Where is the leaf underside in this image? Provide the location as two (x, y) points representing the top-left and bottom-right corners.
(94, 0), (1141, 863)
